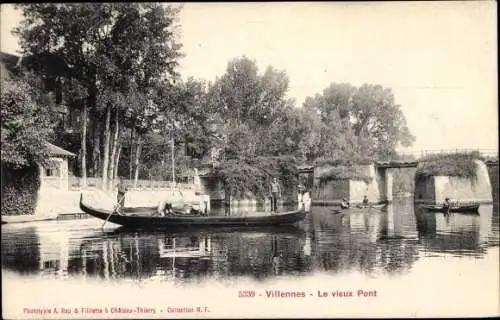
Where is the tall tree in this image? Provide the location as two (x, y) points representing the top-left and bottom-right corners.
(15, 4), (115, 186)
(15, 3), (184, 187)
(303, 82), (415, 162)
(1, 79), (55, 167)
(350, 84), (414, 159)
(209, 57), (294, 160)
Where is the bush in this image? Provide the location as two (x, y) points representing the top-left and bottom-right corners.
(313, 157), (373, 167)
(213, 156), (298, 199)
(317, 165), (373, 184)
(1, 163), (41, 215)
(416, 151), (484, 181)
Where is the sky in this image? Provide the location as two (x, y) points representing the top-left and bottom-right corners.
(1, 2), (498, 155)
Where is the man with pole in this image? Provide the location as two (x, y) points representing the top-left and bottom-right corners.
(269, 177), (282, 214)
(116, 176), (128, 212)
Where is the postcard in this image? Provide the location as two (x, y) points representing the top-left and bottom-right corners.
(1, 2), (498, 319)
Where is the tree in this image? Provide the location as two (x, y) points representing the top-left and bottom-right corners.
(1, 79), (55, 167)
(303, 82), (415, 162)
(350, 84), (415, 159)
(15, 3), (184, 188)
(209, 57), (294, 159)
(15, 4), (113, 186)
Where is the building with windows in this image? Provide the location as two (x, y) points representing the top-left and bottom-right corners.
(39, 142), (76, 191)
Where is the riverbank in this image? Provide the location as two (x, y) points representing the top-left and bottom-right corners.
(1, 188), (210, 224)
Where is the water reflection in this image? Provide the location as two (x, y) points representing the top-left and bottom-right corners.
(1, 199), (498, 284)
(414, 204), (496, 256)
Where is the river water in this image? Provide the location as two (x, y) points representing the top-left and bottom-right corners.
(2, 197), (499, 318)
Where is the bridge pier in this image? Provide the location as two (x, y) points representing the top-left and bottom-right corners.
(385, 169), (393, 203)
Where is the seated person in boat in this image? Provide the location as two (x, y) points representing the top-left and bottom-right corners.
(158, 201), (175, 216)
(443, 197), (452, 212)
(164, 202), (175, 215)
(362, 195), (369, 206)
(340, 197), (350, 209)
(190, 207), (206, 216)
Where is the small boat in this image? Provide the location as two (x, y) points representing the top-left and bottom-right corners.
(79, 194), (306, 229)
(355, 203), (387, 209)
(421, 203), (480, 213)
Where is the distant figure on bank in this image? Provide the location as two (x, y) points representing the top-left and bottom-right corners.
(362, 195), (369, 206)
(340, 197), (350, 209)
(297, 184), (305, 210)
(302, 188), (312, 212)
(270, 177), (282, 213)
(193, 168), (202, 195)
(116, 177), (128, 208)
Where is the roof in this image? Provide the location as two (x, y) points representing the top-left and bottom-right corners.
(45, 142), (76, 158)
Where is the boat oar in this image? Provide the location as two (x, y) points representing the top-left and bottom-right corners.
(102, 193), (126, 229)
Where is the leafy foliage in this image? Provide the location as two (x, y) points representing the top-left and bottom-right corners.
(317, 165), (373, 185)
(1, 164), (41, 215)
(303, 83), (415, 162)
(213, 156), (298, 199)
(15, 3), (184, 183)
(1, 79), (55, 167)
(415, 151), (484, 180)
(209, 57), (297, 160)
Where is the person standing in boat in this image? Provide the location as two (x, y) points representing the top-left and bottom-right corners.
(297, 183), (305, 210)
(270, 177), (282, 213)
(302, 187), (312, 212)
(443, 197), (452, 214)
(116, 177), (128, 208)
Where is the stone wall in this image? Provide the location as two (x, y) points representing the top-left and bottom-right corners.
(313, 164), (382, 205)
(414, 159), (493, 204)
(414, 176), (436, 202)
(487, 164), (498, 204)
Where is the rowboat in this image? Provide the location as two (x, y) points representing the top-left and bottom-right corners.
(421, 203), (480, 213)
(355, 203), (387, 209)
(79, 194), (306, 229)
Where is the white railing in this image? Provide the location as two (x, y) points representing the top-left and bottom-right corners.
(397, 148), (498, 160)
(68, 176), (195, 191)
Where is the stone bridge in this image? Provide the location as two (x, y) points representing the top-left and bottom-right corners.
(375, 158), (497, 203)
(305, 156), (498, 205)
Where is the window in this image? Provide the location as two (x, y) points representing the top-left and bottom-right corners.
(44, 161), (60, 177)
(46, 168), (59, 177)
